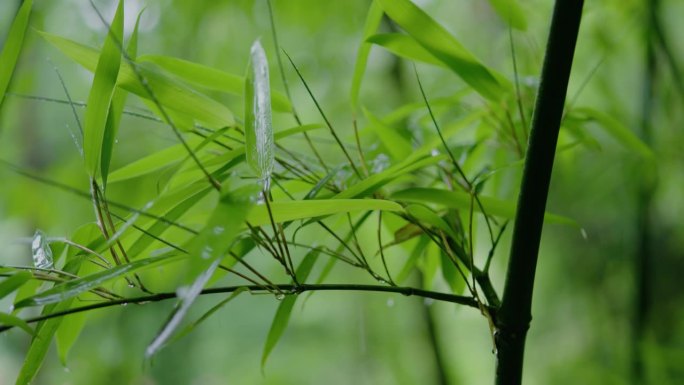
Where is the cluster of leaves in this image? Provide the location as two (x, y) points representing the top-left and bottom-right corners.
(0, 0), (652, 384)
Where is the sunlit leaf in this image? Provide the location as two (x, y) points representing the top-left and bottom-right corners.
(0, 0), (32, 111)
(367, 33), (444, 67)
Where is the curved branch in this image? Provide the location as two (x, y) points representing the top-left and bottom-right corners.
(0, 283), (481, 334)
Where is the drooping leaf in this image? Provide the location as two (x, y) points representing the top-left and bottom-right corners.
(486, 0), (527, 31)
(39, 32), (234, 128)
(56, 311), (87, 366)
(247, 198), (403, 226)
(14, 253), (183, 308)
(377, 0), (510, 101)
(0, 271), (32, 299)
(396, 236), (429, 284)
(367, 33), (444, 67)
(245, 39), (275, 188)
(569, 107), (655, 161)
(83, 0), (123, 178)
(262, 250), (319, 368)
(138, 55), (292, 112)
(145, 188), (254, 357)
(391, 188), (576, 225)
(440, 251), (466, 294)
(405, 204), (458, 239)
(0, 0), (32, 111)
(0, 312), (34, 336)
(350, 0), (384, 112)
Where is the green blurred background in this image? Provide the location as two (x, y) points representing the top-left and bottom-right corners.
(1, 0), (682, 384)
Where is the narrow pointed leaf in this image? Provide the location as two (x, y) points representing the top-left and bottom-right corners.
(363, 106), (412, 160)
(14, 253), (183, 308)
(245, 40), (274, 187)
(367, 33), (444, 67)
(0, 312), (34, 336)
(0, 0), (32, 111)
(487, 0), (527, 31)
(56, 311), (87, 366)
(377, 0), (510, 101)
(83, 0), (123, 177)
(262, 250), (319, 367)
(0, 271), (32, 299)
(247, 199), (403, 226)
(39, 32), (234, 128)
(350, 0), (384, 112)
(146, 188), (254, 357)
(391, 188), (576, 225)
(138, 55), (292, 112)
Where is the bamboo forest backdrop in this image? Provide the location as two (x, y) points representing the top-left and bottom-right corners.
(0, 0), (682, 384)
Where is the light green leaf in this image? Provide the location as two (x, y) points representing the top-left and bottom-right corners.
(405, 204), (458, 239)
(396, 236), (429, 284)
(570, 107), (655, 160)
(0, 312), (34, 336)
(487, 0), (527, 31)
(138, 55), (292, 113)
(39, 32), (234, 128)
(56, 311), (87, 366)
(377, 0), (510, 101)
(247, 198), (403, 226)
(440, 251), (465, 294)
(391, 188), (576, 225)
(15, 253), (183, 308)
(262, 250), (319, 368)
(83, 0), (123, 178)
(0, 0), (32, 111)
(0, 271), (32, 299)
(350, 0), (384, 112)
(145, 188), (254, 357)
(363, 107), (412, 161)
(245, 40), (274, 187)
(367, 33), (444, 67)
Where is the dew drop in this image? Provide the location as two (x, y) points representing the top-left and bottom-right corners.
(275, 293), (285, 301)
(371, 153), (390, 174)
(386, 298), (395, 308)
(63, 366), (71, 373)
(212, 226), (225, 235)
(31, 230), (54, 269)
(376, 279), (388, 285)
(201, 246), (214, 260)
(430, 149), (440, 157)
(423, 298), (434, 307)
(127, 283), (135, 288)
(580, 228), (588, 240)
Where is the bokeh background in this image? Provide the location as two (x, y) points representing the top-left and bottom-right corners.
(1, 0), (682, 384)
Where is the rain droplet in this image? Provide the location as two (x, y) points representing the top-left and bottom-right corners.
(31, 230), (54, 269)
(376, 278), (388, 284)
(423, 298), (434, 307)
(127, 283), (135, 288)
(580, 228), (588, 240)
(63, 366), (70, 373)
(371, 153), (390, 174)
(275, 293), (285, 301)
(201, 246), (214, 260)
(212, 226), (225, 235)
(121, 303), (128, 307)
(430, 149), (441, 157)
(386, 298), (395, 308)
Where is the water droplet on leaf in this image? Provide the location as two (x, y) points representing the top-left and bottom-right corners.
(386, 298), (395, 307)
(31, 230), (53, 269)
(275, 293), (285, 301)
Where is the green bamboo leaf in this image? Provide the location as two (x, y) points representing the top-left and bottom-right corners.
(405, 204), (458, 239)
(367, 33), (444, 67)
(83, 0), (123, 178)
(138, 55), (292, 113)
(245, 39), (275, 189)
(56, 311), (87, 366)
(570, 107), (655, 160)
(391, 188), (576, 225)
(377, 0), (510, 101)
(363, 106), (412, 161)
(0, 0), (32, 111)
(247, 199), (403, 226)
(101, 8), (143, 187)
(440, 251), (465, 294)
(39, 32), (234, 128)
(335, 154), (447, 199)
(0, 312), (33, 336)
(262, 250), (319, 368)
(396, 236), (429, 284)
(350, 0), (384, 112)
(146, 188), (254, 357)
(14, 253), (183, 308)
(0, 271), (32, 299)
(487, 0), (527, 31)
